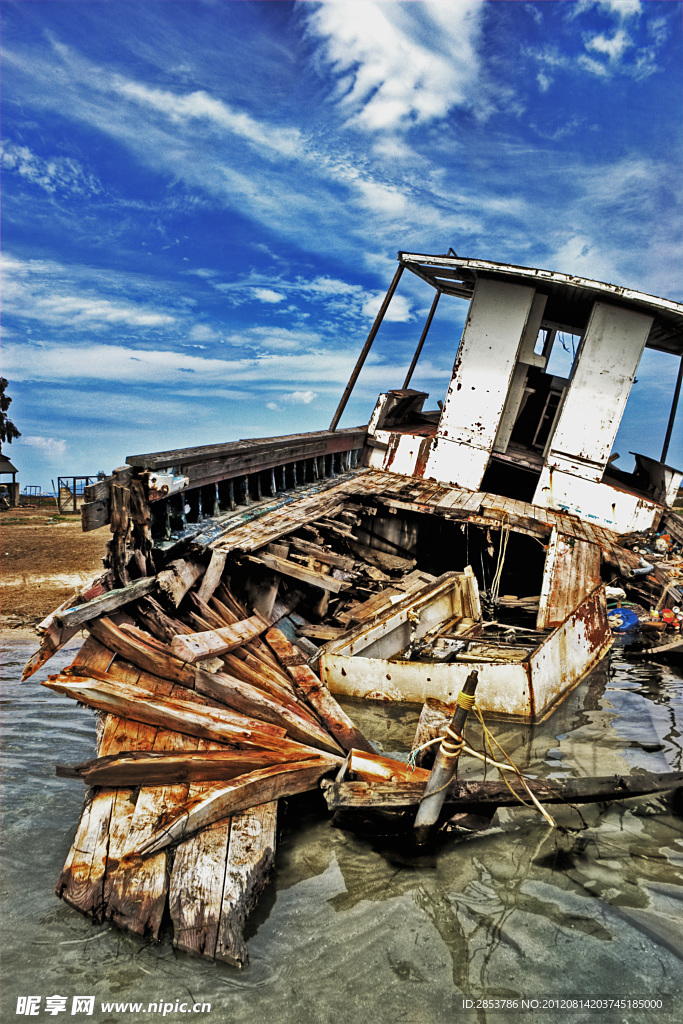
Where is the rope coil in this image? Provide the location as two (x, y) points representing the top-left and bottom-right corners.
(439, 725), (464, 764)
(455, 690), (476, 710)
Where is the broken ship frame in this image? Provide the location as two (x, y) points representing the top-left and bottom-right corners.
(26, 250), (683, 963)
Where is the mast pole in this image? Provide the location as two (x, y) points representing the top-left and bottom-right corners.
(329, 264), (404, 431)
(402, 291), (440, 390)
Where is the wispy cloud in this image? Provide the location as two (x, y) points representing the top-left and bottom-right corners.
(0, 141), (102, 196)
(18, 435), (67, 458)
(2, 255), (176, 329)
(527, 0), (667, 86)
(301, 0), (484, 131)
(115, 79), (303, 161)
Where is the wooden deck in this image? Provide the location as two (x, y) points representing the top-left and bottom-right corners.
(193, 467), (631, 572)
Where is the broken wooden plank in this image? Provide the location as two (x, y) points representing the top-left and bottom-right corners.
(296, 624), (344, 641)
(57, 747), (320, 787)
(248, 551), (343, 592)
(157, 558), (206, 607)
(215, 802), (278, 968)
(104, 728), (193, 939)
(266, 627), (376, 754)
(289, 536), (356, 570)
(87, 619), (318, 753)
(193, 668), (345, 756)
(167, 737), (232, 960)
(81, 497), (109, 532)
(322, 771), (683, 813)
(56, 703), (155, 918)
(43, 674), (290, 750)
(196, 548), (228, 604)
(170, 613), (269, 665)
(135, 757), (339, 856)
(346, 749), (430, 784)
(169, 820), (230, 959)
(22, 579), (110, 681)
(54, 576), (157, 630)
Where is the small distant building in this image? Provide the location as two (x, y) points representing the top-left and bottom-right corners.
(0, 454), (19, 507)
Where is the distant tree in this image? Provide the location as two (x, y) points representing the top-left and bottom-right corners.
(0, 378), (21, 449)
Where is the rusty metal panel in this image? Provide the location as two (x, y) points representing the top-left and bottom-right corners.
(529, 584), (612, 719)
(537, 529), (601, 629)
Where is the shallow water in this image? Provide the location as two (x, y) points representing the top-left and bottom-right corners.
(1, 633), (682, 1024)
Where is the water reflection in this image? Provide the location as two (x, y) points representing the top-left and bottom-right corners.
(1, 634), (681, 1023)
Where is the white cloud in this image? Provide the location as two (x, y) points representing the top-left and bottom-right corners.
(595, 0), (641, 18)
(188, 324), (220, 343)
(282, 390), (318, 405)
(301, 0), (484, 131)
(19, 435), (67, 458)
(115, 80), (303, 161)
(586, 28), (631, 60)
(3, 340), (446, 396)
(2, 254), (177, 329)
(253, 288), (285, 304)
(362, 292), (413, 323)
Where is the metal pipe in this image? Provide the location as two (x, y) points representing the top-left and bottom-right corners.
(329, 264), (405, 431)
(414, 670), (479, 843)
(661, 355), (683, 465)
(402, 290), (440, 390)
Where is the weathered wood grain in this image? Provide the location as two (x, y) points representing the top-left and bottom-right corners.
(171, 614), (269, 664)
(215, 802), (278, 968)
(59, 747), (320, 787)
(157, 558), (206, 607)
(266, 628), (376, 754)
(54, 577), (157, 630)
(43, 674), (290, 749)
(196, 549), (228, 604)
(136, 757), (339, 855)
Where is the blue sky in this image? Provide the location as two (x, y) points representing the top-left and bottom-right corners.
(2, 0), (682, 491)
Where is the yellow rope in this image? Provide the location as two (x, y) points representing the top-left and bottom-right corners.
(456, 690), (476, 710)
(408, 698), (556, 829)
(472, 703), (556, 828)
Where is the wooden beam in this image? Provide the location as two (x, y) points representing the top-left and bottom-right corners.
(54, 577), (157, 629)
(134, 758), (339, 855)
(248, 552), (343, 592)
(266, 628), (376, 754)
(157, 558), (206, 607)
(196, 549), (228, 603)
(170, 614), (269, 664)
(42, 674), (291, 750)
(215, 802), (277, 967)
(56, 748), (321, 787)
(322, 771), (683, 812)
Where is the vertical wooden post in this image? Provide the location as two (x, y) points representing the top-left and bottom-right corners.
(329, 264), (405, 431)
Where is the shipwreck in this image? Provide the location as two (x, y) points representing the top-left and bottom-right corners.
(26, 250), (683, 965)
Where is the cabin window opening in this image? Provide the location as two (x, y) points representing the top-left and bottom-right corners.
(544, 330), (581, 380)
(480, 459), (539, 503)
